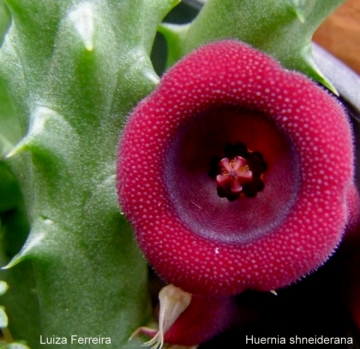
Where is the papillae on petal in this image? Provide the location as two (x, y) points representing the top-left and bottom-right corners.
(117, 40), (355, 297)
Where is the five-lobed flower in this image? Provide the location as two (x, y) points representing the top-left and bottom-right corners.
(117, 40), (358, 346)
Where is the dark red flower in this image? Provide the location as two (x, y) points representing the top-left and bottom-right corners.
(117, 40), (356, 345)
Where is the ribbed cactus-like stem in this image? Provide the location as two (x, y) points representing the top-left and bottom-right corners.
(0, 0), (178, 347)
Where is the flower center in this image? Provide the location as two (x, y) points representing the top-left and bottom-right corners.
(164, 107), (299, 244)
(216, 156), (252, 198)
(210, 143), (267, 201)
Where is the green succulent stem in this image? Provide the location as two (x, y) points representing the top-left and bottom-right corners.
(161, 0), (345, 92)
(0, 0), (178, 347)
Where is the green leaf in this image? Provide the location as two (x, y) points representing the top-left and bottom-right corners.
(0, 202), (40, 346)
(162, 0), (345, 92)
(0, 280), (8, 295)
(0, 305), (8, 327)
(0, 0), (11, 46)
(6, 344), (30, 349)
(0, 0), (179, 347)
